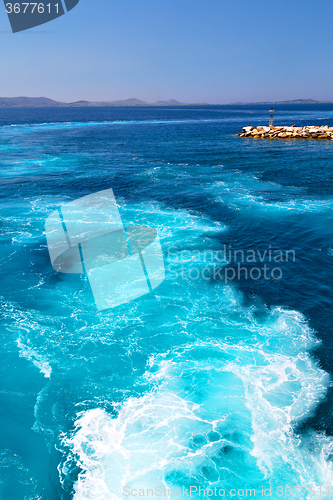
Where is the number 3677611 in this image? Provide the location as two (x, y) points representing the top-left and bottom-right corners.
(5, 3), (60, 14)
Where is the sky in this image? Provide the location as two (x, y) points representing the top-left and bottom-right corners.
(1, 0), (333, 104)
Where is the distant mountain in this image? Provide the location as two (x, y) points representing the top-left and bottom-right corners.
(282, 99), (319, 103)
(0, 96), (331, 108)
(0, 96), (65, 107)
(85, 98), (186, 106)
(70, 100), (91, 105)
(92, 98), (148, 106)
(0, 96), (187, 107)
(230, 99), (329, 105)
(153, 99), (183, 105)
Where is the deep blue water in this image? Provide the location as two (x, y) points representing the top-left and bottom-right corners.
(1, 104), (333, 499)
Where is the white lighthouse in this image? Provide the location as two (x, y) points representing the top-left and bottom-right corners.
(269, 107), (274, 126)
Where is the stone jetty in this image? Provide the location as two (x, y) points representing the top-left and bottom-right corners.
(238, 125), (333, 139)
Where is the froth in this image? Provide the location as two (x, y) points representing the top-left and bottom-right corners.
(63, 304), (333, 499)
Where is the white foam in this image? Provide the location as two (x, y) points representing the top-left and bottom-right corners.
(3, 194), (332, 497)
(63, 301), (333, 499)
(17, 337), (52, 378)
(209, 174), (333, 214)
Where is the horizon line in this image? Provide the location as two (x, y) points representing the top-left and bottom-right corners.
(0, 96), (333, 107)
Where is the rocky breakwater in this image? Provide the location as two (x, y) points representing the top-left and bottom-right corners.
(238, 125), (333, 139)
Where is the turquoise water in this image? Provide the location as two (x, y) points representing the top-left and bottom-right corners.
(1, 105), (333, 499)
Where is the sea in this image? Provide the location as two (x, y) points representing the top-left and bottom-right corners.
(1, 104), (333, 500)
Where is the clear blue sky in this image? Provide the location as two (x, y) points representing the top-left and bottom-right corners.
(1, 0), (333, 103)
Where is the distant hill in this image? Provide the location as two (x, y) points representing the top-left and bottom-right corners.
(0, 96), (65, 107)
(153, 99), (183, 105)
(0, 96), (332, 108)
(70, 100), (91, 105)
(92, 98), (148, 106)
(282, 99), (319, 103)
(0, 96), (188, 107)
(230, 99), (331, 105)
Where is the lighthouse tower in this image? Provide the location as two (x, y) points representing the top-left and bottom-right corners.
(269, 107), (274, 126)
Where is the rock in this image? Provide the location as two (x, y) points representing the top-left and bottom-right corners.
(238, 124), (333, 139)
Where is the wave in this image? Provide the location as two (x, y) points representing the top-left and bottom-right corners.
(209, 174), (333, 214)
(62, 301), (333, 500)
(2, 189), (333, 499)
(0, 118), (230, 136)
(16, 337), (52, 378)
